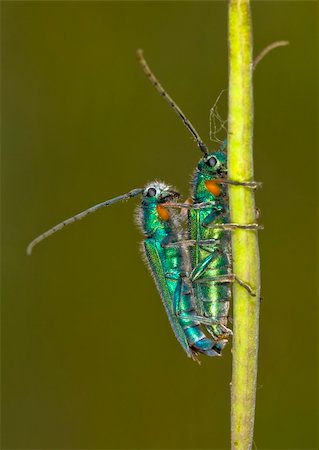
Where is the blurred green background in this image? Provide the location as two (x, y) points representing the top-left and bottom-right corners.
(1, 2), (317, 449)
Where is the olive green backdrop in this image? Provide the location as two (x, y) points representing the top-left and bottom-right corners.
(1, 1), (317, 449)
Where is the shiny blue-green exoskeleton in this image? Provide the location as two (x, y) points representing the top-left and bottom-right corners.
(27, 181), (224, 360)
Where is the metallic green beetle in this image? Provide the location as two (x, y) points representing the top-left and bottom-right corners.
(138, 50), (259, 348)
(138, 181), (226, 359)
(189, 147), (232, 341)
(27, 181), (225, 360)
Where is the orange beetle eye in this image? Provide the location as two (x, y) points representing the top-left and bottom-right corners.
(205, 180), (222, 196)
(156, 205), (170, 221)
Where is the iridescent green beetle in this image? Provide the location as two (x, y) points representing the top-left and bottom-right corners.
(137, 50), (260, 346)
(27, 181), (225, 360)
(137, 181), (226, 359)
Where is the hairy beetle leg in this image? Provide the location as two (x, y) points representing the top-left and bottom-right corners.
(207, 223), (263, 231)
(162, 238), (219, 248)
(178, 313), (232, 335)
(216, 179), (262, 190)
(193, 274), (256, 297)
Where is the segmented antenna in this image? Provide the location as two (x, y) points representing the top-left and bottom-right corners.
(27, 188), (144, 255)
(137, 49), (208, 156)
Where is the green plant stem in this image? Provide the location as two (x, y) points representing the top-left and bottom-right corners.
(228, 1), (261, 449)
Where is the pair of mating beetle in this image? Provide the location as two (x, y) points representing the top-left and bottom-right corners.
(27, 51), (260, 362)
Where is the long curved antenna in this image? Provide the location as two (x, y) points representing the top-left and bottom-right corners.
(137, 49), (208, 156)
(27, 188), (143, 255)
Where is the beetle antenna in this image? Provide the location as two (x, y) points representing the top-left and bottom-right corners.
(27, 188), (144, 255)
(137, 49), (208, 156)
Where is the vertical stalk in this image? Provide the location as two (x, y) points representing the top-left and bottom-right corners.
(228, 1), (260, 449)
